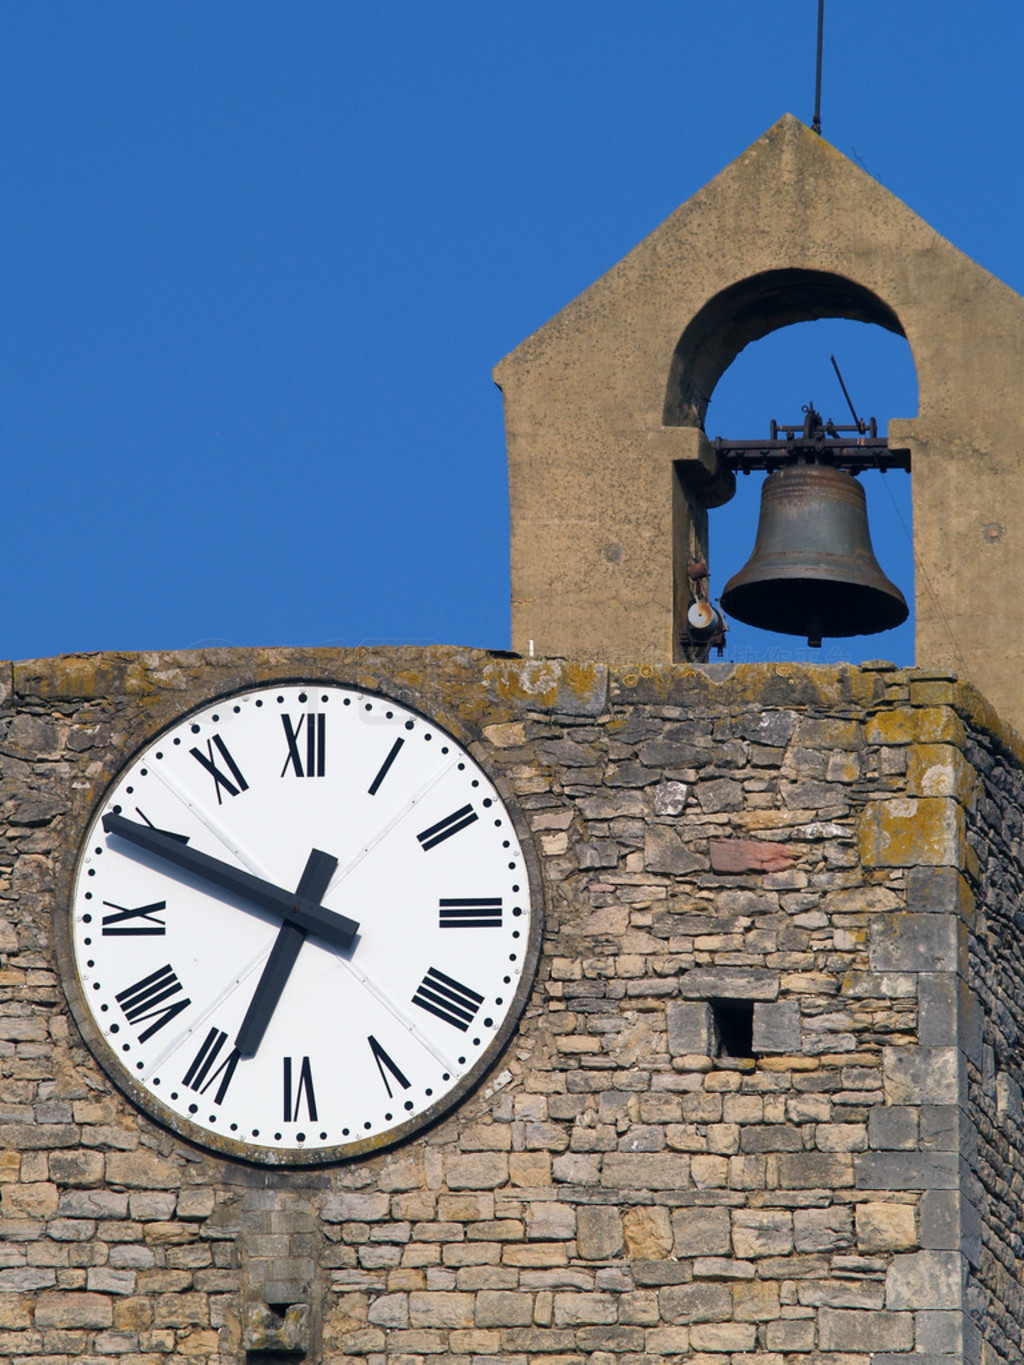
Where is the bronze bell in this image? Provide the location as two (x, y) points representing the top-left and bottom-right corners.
(721, 462), (908, 647)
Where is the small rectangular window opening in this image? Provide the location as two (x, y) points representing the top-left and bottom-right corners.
(711, 999), (755, 1059)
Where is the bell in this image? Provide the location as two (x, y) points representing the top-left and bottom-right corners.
(721, 462), (908, 646)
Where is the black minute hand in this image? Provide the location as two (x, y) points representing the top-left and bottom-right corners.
(101, 813), (358, 949)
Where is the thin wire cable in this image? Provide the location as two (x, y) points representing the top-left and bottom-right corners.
(812, 0), (824, 134)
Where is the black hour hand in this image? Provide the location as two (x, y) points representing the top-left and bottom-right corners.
(102, 812), (357, 949)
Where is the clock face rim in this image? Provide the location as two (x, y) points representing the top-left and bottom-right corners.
(56, 677), (544, 1167)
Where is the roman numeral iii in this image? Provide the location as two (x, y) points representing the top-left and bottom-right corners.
(115, 964), (191, 1042)
(412, 967), (484, 1031)
(438, 897), (502, 928)
(280, 713), (326, 778)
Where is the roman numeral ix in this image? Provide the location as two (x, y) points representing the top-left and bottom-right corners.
(412, 967), (484, 1032)
(115, 964), (191, 1042)
(417, 804), (478, 851)
(190, 734), (249, 804)
(280, 713), (326, 778)
(439, 897), (502, 929)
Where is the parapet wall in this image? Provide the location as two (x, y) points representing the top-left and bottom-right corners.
(0, 648), (1020, 1363)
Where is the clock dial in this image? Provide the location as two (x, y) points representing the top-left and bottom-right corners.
(67, 683), (540, 1164)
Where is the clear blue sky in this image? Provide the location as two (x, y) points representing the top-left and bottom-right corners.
(3, 3), (1021, 666)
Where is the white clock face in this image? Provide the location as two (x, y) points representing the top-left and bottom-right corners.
(67, 682), (540, 1164)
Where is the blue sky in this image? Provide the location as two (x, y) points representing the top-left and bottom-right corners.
(3, 3), (1021, 666)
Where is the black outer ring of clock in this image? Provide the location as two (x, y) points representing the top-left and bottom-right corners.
(55, 677), (546, 1168)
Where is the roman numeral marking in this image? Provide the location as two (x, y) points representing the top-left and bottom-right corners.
(182, 1027), (241, 1104)
(368, 737), (404, 795)
(411, 967), (483, 1032)
(280, 713), (326, 778)
(115, 964), (191, 1043)
(101, 898), (167, 936)
(190, 734), (249, 804)
(368, 1035), (411, 1099)
(439, 897), (503, 928)
(283, 1056), (317, 1122)
(417, 804), (478, 851)
(133, 810), (190, 842)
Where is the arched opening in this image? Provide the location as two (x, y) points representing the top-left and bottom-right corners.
(665, 271), (918, 665)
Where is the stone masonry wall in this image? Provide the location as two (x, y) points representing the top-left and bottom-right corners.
(960, 703), (1024, 1363)
(0, 647), (1015, 1364)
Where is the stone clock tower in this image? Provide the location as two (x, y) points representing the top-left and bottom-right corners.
(4, 116), (1024, 1365)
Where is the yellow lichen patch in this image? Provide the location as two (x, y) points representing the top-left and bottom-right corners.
(858, 796), (966, 868)
(865, 706), (965, 748)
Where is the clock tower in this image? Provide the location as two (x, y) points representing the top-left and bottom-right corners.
(4, 116), (1024, 1365)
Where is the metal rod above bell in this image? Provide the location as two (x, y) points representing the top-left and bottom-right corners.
(720, 462), (908, 647)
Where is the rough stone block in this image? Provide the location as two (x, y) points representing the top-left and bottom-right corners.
(855, 1201), (917, 1252)
(408, 1291), (475, 1328)
(474, 1289), (533, 1327)
(653, 780), (689, 815)
(645, 825), (703, 873)
(915, 1308), (964, 1353)
(920, 1104), (959, 1152)
(819, 1307), (914, 1351)
(731, 1279), (780, 1320)
(855, 1151), (959, 1189)
(884, 1046), (961, 1105)
(48, 1150), (104, 1187)
(660, 1281), (732, 1323)
(793, 1206), (854, 1252)
(917, 1188), (958, 1253)
(907, 744), (977, 805)
(859, 797), (964, 868)
(689, 1320), (756, 1351)
(905, 865), (973, 919)
(678, 968), (779, 1001)
(34, 1292), (114, 1330)
(444, 1153), (509, 1190)
(708, 837), (794, 873)
(671, 1206), (731, 1257)
(600, 1153), (689, 1188)
(870, 913), (961, 972)
(765, 1316), (816, 1350)
(752, 1001), (800, 1053)
(886, 1250), (963, 1310)
(918, 974), (959, 1046)
(869, 1105), (919, 1150)
(775, 1152), (853, 1188)
(731, 1210), (793, 1258)
(622, 1205), (672, 1258)
(551, 1291), (617, 1326)
(666, 1001), (712, 1056)
(576, 1206), (623, 1261)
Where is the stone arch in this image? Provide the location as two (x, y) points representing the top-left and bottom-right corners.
(663, 268), (907, 429)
